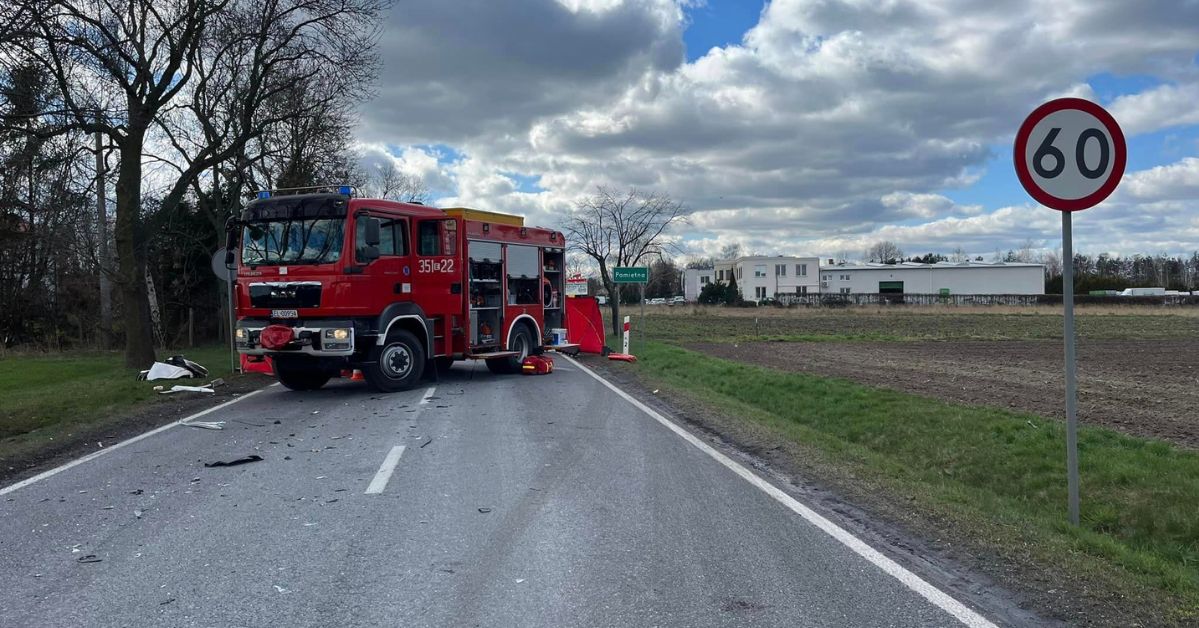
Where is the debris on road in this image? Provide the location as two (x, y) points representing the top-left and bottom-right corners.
(420, 438), (433, 448)
(76, 554), (102, 563)
(273, 585), (290, 594)
(159, 598), (176, 606)
(180, 420), (224, 430)
(478, 507), (492, 513)
(134, 510), (143, 518)
(159, 384), (215, 395)
(138, 355), (210, 380)
(203, 455), (264, 468)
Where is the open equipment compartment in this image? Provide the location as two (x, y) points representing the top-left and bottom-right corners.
(468, 240), (503, 348)
(542, 247), (565, 339)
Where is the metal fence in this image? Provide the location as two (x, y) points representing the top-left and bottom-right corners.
(771, 293), (1199, 307)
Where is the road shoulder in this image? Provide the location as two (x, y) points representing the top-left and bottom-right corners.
(577, 353), (1059, 627)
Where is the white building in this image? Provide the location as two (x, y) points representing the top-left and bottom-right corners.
(819, 261), (1045, 295)
(683, 268), (715, 302)
(710, 256), (821, 302)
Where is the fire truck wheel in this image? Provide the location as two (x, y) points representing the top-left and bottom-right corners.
(487, 324), (533, 374)
(364, 330), (426, 392)
(274, 361), (331, 391)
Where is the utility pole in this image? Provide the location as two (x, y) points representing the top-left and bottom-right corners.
(96, 129), (112, 348)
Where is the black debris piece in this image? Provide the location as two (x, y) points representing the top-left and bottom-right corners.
(204, 455), (264, 468)
(420, 438), (433, 448)
(477, 507), (492, 514)
(77, 555), (102, 563)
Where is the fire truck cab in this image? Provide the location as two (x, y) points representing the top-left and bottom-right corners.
(228, 186), (567, 392)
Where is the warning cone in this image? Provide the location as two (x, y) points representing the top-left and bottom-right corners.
(350, 369), (365, 381)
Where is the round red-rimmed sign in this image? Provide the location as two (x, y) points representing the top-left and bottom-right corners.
(1014, 98), (1126, 212)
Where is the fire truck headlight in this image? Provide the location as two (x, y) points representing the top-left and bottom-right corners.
(324, 328), (351, 341)
(322, 327), (352, 350)
(235, 328), (247, 343)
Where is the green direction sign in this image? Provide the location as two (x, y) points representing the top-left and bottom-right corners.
(612, 266), (649, 283)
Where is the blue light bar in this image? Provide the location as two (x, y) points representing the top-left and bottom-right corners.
(338, 185), (353, 196)
(256, 190), (271, 199)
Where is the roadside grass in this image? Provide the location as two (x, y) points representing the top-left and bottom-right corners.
(0, 346), (236, 464)
(630, 340), (1199, 620)
(639, 307), (1199, 343)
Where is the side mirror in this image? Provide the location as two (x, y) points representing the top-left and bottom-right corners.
(359, 244), (380, 264)
(363, 217), (381, 246)
(224, 224), (238, 268)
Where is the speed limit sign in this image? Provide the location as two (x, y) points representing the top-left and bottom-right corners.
(1014, 97), (1127, 529)
(1014, 97), (1126, 211)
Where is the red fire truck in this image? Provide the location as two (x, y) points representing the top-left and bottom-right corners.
(227, 186), (567, 392)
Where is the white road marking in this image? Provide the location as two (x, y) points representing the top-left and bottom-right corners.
(364, 445), (406, 494)
(0, 385), (275, 497)
(564, 356), (997, 628)
(419, 387), (437, 405)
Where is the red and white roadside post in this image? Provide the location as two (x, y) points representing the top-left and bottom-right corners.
(1014, 97), (1126, 526)
(622, 316), (631, 355)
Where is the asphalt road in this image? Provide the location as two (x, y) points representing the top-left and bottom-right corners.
(0, 358), (995, 627)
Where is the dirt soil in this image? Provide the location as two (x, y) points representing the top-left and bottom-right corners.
(691, 339), (1199, 449)
(0, 374), (271, 487)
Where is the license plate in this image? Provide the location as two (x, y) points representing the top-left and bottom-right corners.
(272, 309), (299, 319)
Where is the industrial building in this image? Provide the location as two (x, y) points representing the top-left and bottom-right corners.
(683, 257), (1046, 303)
(820, 261), (1045, 296)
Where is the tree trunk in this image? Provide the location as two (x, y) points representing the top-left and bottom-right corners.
(114, 127), (156, 368)
(596, 260), (620, 339)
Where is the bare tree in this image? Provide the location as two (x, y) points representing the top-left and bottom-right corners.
(1, 0), (232, 365)
(365, 159), (430, 203)
(950, 246), (968, 263)
(562, 187), (686, 338)
(719, 242), (742, 260)
(1, 0), (386, 365)
(865, 241), (904, 264)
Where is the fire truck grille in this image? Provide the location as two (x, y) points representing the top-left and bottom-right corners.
(249, 282), (321, 309)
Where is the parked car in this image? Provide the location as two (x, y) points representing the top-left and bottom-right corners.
(670, 296), (686, 305)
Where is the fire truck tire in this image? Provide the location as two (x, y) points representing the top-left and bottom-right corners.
(274, 361), (331, 391)
(364, 330), (426, 392)
(487, 324), (533, 374)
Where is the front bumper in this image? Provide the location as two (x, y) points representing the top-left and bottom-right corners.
(236, 319), (359, 357)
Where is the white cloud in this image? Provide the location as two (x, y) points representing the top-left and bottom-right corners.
(1109, 83), (1199, 136)
(358, 0), (1199, 257)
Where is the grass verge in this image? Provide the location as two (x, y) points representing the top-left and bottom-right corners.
(0, 346), (238, 464)
(630, 340), (1199, 622)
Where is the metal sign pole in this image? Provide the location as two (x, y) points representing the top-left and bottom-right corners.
(1062, 211), (1080, 526)
(640, 282), (645, 351)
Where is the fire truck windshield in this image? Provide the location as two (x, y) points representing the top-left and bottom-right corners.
(241, 219), (346, 266)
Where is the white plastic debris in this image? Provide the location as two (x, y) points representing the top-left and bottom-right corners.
(159, 385), (215, 395)
(142, 362), (195, 381)
(180, 420), (225, 430)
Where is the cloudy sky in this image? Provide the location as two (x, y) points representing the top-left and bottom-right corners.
(355, 0), (1199, 261)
